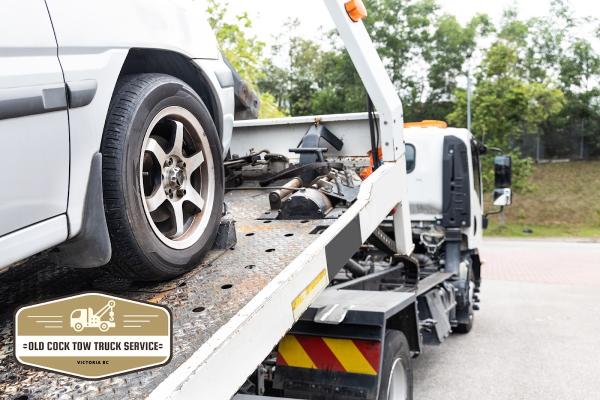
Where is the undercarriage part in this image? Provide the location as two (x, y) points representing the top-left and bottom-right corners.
(443, 228), (462, 276)
(225, 152), (290, 184)
(264, 153), (289, 171)
(344, 258), (369, 277)
(370, 227), (397, 254)
(412, 253), (435, 271)
(224, 151), (265, 168)
(414, 225), (446, 256)
(259, 162), (339, 187)
(225, 151), (290, 187)
(394, 254), (420, 287)
(293, 123), (344, 165)
(241, 154), (290, 181)
(269, 178), (303, 210)
(471, 252), (482, 291)
(289, 146), (329, 163)
(225, 170), (244, 188)
(279, 188), (333, 220)
(418, 282), (456, 344)
(313, 169), (361, 203)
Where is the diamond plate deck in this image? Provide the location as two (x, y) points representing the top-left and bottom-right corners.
(0, 190), (330, 400)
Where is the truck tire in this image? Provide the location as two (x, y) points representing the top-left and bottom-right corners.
(101, 73), (224, 281)
(378, 330), (413, 400)
(454, 265), (475, 334)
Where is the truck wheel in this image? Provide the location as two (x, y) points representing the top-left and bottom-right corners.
(100, 322), (110, 332)
(454, 269), (475, 334)
(378, 330), (413, 400)
(101, 73), (224, 281)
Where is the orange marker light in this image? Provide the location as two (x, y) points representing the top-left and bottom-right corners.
(345, 0), (367, 22)
(404, 120), (448, 129)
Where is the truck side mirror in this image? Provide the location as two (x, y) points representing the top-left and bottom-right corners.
(493, 155), (512, 206)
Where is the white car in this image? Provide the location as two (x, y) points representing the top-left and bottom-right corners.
(0, 0), (235, 280)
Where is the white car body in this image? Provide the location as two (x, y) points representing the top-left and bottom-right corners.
(0, 0), (234, 270)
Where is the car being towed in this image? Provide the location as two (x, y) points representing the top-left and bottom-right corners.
(0, 0), (240, 281)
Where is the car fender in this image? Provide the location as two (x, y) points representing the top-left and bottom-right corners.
(45, 0), (225, 239)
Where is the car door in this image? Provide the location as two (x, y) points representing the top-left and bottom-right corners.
(0, 0), (69, 237)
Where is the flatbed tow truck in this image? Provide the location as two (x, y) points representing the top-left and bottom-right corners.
(0, 1), (512, 399)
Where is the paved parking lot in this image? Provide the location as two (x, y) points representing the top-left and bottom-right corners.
(413, 238), (600, 399)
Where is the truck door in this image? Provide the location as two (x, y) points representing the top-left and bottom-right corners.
(0, 0), (69, 237)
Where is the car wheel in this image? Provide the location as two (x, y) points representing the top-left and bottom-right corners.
(101, 73), (224, 281)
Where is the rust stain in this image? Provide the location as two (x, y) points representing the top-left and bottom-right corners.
(237, 222), (305, 234)
(148, 292), (169, 304)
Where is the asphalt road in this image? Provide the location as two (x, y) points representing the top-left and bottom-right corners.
(413, 238), (600, 400)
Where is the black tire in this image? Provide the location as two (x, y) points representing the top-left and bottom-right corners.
(454, 304), (474, 333)
(378, 330), (413, 400)
(101, 73), (224, 282)
(454, 264), (475, 334)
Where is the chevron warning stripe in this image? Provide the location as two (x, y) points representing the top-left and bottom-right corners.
(277, 334), (381, 375)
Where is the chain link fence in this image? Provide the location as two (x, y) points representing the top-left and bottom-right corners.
(521, 121), (600, 161)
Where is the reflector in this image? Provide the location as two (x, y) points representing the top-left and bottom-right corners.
(404, 120), (448, 129)
(344, 0), (367, 22)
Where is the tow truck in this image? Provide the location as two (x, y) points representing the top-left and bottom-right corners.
(0, 1), (512, 399)
(70, 300), (116, 333)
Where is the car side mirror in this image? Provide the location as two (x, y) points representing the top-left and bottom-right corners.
(493, 155), (512, 206)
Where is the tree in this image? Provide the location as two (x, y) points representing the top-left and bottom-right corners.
(420, 13), (493, 121)
(206, 0), (284, 118)
(364, 0), (438, 113)
(258, 21), (366, 116)
(448, 37), (565, 190)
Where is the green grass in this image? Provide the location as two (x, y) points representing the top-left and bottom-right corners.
(485, 160), (600, 238)
(486, 222), (600, 238)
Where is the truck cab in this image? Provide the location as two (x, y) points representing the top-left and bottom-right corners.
(405, 122), (484, 251)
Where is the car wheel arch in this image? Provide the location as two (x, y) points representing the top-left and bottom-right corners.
(116, 48), (224, 141)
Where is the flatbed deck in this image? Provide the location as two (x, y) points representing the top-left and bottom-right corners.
(0, 189), (331, 400)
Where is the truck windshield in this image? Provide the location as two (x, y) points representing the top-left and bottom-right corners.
(406, 144), (416, 173)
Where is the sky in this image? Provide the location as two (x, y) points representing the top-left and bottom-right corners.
(224, 0), (599, 45)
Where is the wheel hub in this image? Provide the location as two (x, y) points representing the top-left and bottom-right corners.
(163, 157), (188, 199)
(140, 106), (215, 250)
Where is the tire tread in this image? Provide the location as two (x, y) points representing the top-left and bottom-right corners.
(100, 73), (217, 281)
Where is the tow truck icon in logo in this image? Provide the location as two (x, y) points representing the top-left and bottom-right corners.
(69, 300), (116, 333)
